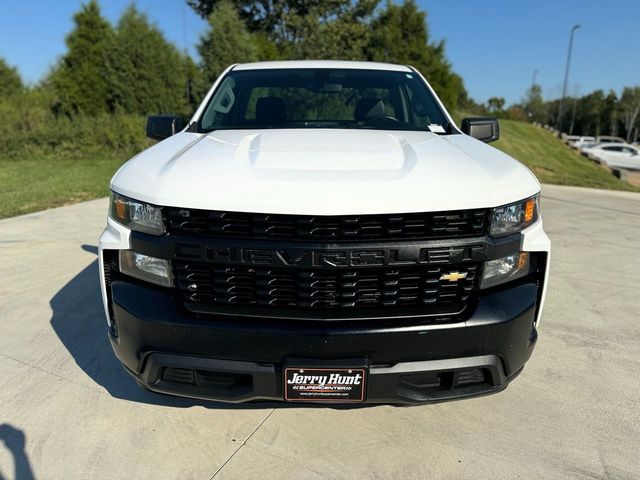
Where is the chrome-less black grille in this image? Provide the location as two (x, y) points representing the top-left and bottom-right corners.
(174, 262), (478, 316)
(165, 208), (487, 241)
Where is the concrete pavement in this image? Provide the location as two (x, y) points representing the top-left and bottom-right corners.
(0, 184), (639, 479)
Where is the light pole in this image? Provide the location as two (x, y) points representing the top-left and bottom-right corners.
(557, 24), (581, 133)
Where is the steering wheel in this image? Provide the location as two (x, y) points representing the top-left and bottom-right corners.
(363, 115), (401, 126)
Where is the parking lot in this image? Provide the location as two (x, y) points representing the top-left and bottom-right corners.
(1, 184), (639, 480)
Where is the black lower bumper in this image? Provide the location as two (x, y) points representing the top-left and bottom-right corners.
(108, 281), (538, 404)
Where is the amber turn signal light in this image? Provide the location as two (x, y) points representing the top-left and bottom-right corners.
(115, 198), (126, 220)
(524, 198), (536, 223)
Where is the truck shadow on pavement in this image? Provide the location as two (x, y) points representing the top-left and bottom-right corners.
(0, 424), (35, 480)
(49, 246), (374, 411)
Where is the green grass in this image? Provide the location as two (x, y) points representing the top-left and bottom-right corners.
(493, 119), (639, 192)
(1, 118), (637, 219)
(0, 110), (151, 219)
(0, 155), (129, 219)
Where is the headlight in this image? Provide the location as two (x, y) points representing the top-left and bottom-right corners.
(110, 192), (164, 235)
(490, 195), (539, 236)
(119, 250), (173, 287)
(480, 252), (530, 289)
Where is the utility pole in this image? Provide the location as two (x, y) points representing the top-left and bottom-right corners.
(556, 24), (581, 133)
(531, 69), (538, 89)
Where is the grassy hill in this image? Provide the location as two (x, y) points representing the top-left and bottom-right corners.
(0, 155), (129, 219)
(0, 118), (637, 219)
(0, 113), (150, 220)
(493, 119), (638, 191)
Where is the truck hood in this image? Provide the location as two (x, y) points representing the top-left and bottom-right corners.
(111, 129), (540, 215)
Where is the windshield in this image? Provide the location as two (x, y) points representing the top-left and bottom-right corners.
(197, 68), (452, 133)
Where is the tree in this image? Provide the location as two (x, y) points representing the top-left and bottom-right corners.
(189, 0), (466, 109)
(197, 0), (258, 84)
(458, 90), (487, 116)
(253, 34), (280, 61)
(366, 0), (465, 111)
(189, 0), (377, 45)
(523, 84), (546, 123)
(487, 97), (505, 114)
(502, 105), (528, 121)
(0, 58), (22, 99)
(619, 87), (640, 142)
(183, 54), (208, 113)
(48, 1), (113, 115)
(575, 90), (604, 136)
(280, 2), (377, 60)
(106, 6), (189, 115)
(602, 91), (619, 137)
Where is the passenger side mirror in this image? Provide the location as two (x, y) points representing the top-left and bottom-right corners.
(461, 117), (500, 143)
(146, 115), (184, 141)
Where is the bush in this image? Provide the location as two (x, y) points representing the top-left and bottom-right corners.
(0, 91), (150, 160)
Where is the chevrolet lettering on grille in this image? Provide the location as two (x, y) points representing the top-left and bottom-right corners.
(173, 242), (484, 268)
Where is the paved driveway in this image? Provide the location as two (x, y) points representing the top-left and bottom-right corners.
(0, 185), (638, 480)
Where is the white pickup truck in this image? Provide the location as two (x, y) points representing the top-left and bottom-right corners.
(99, 60), (550, 404)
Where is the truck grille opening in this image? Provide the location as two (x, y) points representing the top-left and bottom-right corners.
(163, 367), (195, 385)
(399, 367), (492, 396)
(162, 367), (252, 391)
(165, 208), (487, 241)
(174, 262), (478, 318)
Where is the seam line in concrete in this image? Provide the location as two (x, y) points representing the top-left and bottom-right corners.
(0, 351), (234, 444)
(209, 408), (276, 479)
(0, 351), (87, 387)
(241, 443), (340, 480)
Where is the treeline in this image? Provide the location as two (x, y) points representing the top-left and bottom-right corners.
(0, 0), (467, 119)
(5, 2), (200, 118)
(192, 0), (467, 111)
(466, 85), (640, 143)
(522, 85), (640, 142)
(0, 0), (471, 159)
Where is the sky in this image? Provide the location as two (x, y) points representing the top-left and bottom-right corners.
(0, 0), (638, 105)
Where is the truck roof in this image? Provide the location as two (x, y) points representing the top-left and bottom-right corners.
(233, 60), (412, 72)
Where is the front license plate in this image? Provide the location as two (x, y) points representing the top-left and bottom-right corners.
(284, 367), (367, 402)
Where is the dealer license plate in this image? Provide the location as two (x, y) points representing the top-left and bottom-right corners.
(284, 367), (367, 402)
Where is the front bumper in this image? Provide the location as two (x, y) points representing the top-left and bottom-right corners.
(100, 214), (550, 404)
(107, 278), (538, 404)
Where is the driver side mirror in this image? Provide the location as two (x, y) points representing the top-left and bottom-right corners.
(146, 115), (184, 141)
(461, 117), (500, 143)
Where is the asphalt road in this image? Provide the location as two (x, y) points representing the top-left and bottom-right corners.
(1, 184), (639, 480)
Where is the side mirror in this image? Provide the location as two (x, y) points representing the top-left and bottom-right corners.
(461, 117), (500, 143)
(146, 115), (184, 141)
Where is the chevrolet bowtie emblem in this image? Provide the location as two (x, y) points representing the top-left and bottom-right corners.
(440, 271), (468, 282)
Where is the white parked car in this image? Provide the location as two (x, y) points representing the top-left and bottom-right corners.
(562, 134), (580, 145)
(595, 135), (625, 144)
(578, 142), (599, 154)
(586, 143), (640, 169)
(570, 136), (595, 149)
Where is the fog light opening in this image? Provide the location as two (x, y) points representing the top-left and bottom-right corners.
(481, 252), (530, 289)
(119, 250), (173, 287)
